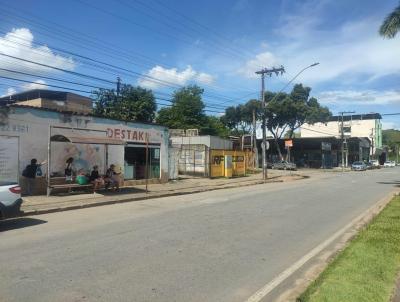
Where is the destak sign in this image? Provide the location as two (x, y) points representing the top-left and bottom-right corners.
(107, 128), (149, 142)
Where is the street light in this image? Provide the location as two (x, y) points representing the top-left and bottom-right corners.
(257, 62), (320, 181)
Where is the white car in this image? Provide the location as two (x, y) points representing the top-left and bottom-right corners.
(384, 161), (396, 168)
(0, 182), (22, 219)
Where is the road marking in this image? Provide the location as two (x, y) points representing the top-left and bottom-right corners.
(244, 190), (397, 302)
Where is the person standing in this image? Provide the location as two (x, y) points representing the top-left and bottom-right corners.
(64, 157), (75, 182)
(22, 158), (45, 196)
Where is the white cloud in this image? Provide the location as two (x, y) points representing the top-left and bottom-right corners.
(0, 87), (17, 97)
(21, 79), (48, 91)
(0, 28), (75, 76)
(236, 51), (280, 78)
(138, 65), (214, 89)
(317, 89), (400, 105)
(237, 3), (400, 86)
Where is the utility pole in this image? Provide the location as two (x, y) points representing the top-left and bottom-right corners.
(339, 111), (355, 171)
(116, 77), (121, 98)
(255, 66), (285, 181)
(370, 128), (374, 159)
(252, 109), (258, 169)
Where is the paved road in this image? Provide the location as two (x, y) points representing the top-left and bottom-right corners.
(1, 168), (398, 302)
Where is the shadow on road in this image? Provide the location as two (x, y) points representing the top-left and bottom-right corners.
(0, 217), (47, 232)
(376, 181), (400, 187)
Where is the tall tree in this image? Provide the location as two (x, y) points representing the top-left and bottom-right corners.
(286, 84), (331, 137)
(379, 2), (400, 38)
(221, 105), (243, 135)
(92, 85), (157, 123)
(155, 85), (207, 130)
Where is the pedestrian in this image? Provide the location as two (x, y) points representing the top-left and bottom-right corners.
(22, 158), (46, 195)
(89, 165), (104, 193)
(65, 157), (75, 182)
(105, 164), (120, 191)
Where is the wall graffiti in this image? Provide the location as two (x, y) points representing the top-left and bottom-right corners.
(51, 142), (105, 176)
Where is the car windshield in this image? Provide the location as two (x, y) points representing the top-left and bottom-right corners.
(353, 162), (363, 165)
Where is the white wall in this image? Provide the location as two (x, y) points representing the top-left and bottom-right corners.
(0, 106), (169, 180)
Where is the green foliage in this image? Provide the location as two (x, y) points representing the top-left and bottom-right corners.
(155, 85), (208, 131)
(266, 84), (331, 139)
(382, 129), (400, 146)
(221, 99), (262, 135)
(92, 85), (157, 123)
(379, 3), (400, 38)
(202, 116), (230, 137)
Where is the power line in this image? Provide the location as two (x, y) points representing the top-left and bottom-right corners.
(0, 5), (255, 96)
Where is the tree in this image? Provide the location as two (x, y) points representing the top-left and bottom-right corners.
(92, 85), (157, 123)
(379, 2), (400, 38)
(265, 84), (331, 159)
(202, 116), (230, 137)
(221, 99), (261, 135)
(285, 84), (331, 138)
(221, 105), (242, 135)
(155, 85), (208, 130)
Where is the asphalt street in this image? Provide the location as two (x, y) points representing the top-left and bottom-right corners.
(1, 168), (398, 302)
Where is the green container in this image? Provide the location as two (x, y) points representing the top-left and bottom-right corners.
(76, 175), (88, 185)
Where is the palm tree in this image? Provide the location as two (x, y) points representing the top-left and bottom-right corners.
(379, 2), (400, 38)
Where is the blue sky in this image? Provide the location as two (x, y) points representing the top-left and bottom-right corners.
(0, 0), (399, 128)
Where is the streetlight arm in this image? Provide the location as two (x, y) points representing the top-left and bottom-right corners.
(266, 63), (319, 104)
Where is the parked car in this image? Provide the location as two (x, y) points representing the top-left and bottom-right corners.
(384, 161), (396, 168)
(0, 182), (22, 220)
(365, 161), (373, 170)
(351, 161), (367, 171)
(370, 160), (380, 168)
(272, 160), (297, 170)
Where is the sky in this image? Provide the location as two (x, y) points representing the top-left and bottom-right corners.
(0, 0), (399, 129)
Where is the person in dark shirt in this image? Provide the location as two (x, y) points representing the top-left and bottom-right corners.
(23, 158), (45, 195)
(104, 164), (120, 191)
(89, 165), (104, 193)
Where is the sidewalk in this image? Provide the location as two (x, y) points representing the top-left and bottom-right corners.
(21, 170), (307, 216)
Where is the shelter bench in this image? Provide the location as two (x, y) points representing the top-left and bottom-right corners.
(47, 177), (93, 196)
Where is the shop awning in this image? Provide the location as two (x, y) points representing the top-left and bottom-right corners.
(50, 134), (125, 145)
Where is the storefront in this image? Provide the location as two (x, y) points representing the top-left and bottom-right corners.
(0, 105), (169, 194)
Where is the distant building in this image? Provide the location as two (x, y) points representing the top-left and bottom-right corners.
(301, 113), (382, 155)
(0, 89), (93, 114)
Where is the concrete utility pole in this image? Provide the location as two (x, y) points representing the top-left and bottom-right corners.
(339, 111), (355, 171)
(255, 66), (285, 181)
(252, 109), (258, 169)
(370, 128), (375, 159)
(116, 77), (121, 97)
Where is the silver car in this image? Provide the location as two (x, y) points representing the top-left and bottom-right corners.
(351, 161), (367, 171)
(272, 160), (297, 170)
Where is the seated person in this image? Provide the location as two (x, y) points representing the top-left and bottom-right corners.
(105, 164), (120, 191)
(89, 165), (104, 192)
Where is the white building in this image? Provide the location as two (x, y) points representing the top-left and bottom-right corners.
(300, 113), (382, 155)
(0, 103), (169, 194)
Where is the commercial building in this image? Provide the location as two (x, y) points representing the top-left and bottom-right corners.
(262, 137), (371, 168)
(301, 113), (382, 155)
(0, 94), (169, 195)
(170, 131), (248, 177)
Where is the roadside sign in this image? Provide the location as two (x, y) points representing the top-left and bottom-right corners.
(321, 142), (332, 151)
(285, 140), (293, 148)
(261, 141), (270, 150)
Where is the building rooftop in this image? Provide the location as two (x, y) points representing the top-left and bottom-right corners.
(0, 89), (92, 102)
(329, 113), (381, 122)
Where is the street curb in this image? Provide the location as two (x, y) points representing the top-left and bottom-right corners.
(21, 175), (307, 217)
(273, 190), (400, 302)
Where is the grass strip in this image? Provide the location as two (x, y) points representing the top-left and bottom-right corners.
(298, 195), (400, 302)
